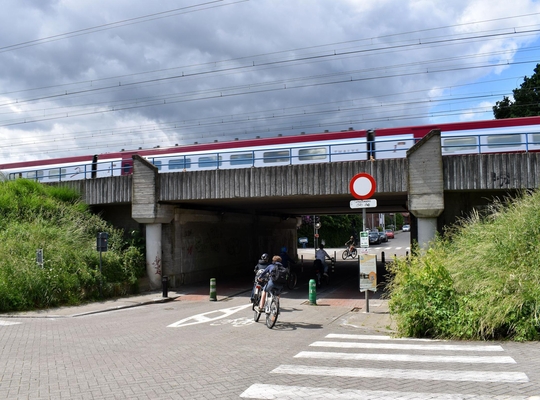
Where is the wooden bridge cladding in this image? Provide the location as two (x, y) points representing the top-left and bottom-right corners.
(56, 153), (540, 206)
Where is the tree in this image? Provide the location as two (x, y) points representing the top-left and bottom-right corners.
(493, 63), (540, 119)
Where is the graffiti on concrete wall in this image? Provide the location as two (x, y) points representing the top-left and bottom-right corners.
(491, 172), (510, 187)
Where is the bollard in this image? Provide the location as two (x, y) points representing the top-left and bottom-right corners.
(162, 276), (168, 298)
(209, 278), (217, 301)
(381, 251), (385, 264)
(308, 279), (317, 305)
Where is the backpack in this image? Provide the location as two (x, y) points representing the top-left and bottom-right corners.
(270, 263), (289, 284)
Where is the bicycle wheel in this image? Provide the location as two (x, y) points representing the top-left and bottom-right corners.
(342, 250), (348, 260)
(287, 272), (297, 289)
(351, 249), (357, 258)
(266, 296), (279, 329)
(254, 305), (262, 322)
(251, 290), (260, 311)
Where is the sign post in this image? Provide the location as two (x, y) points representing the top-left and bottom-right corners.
(349, 173), (377, 312)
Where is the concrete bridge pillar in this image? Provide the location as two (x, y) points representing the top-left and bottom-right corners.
(407, 130), (444, 250)
(131, 155), (174, 289)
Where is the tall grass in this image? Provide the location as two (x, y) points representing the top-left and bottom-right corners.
(0, 179), (145, 312)
(387, 190), (540, 341)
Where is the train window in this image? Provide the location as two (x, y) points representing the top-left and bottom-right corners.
(26, 170), (44, 180)
(230, 153), (254, 165)
(263, 150), (290, 163)
(486, 134), (520, 148)
(48, 168), (67, 179)
(442, 137), (477, 152)
(169, 158), (192, 170)
(530, 133), (540, 145)
(298, 147), (327, 160)
(152, 160), (162, 171)
(198, 156), (222, 168)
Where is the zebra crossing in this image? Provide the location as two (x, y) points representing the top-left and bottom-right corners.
(240, 333), (533, 399)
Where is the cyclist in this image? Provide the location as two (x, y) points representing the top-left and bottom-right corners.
(345, 236), (356, 255)
(315, 244), (331, 277)
(253, 253), (270, 273)
(250, 253), (270, 303)
(279, 246), (297, 272)
(256, 255), (284, 312)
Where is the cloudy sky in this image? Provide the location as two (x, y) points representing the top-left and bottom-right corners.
(1, 0), (540, 164)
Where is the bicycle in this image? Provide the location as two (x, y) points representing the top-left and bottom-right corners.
(342, 246), (358, 260)
(253, 286), (281, 329)
(286, 266), (298, 289)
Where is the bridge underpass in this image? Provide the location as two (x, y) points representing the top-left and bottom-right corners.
(56, 130), (540, 289)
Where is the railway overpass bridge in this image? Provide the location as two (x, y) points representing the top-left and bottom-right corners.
(56, 131), (540, 289)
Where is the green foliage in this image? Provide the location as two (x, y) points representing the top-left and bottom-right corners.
(297, 215), (364, 248)
(493, 63), (540, 118)
(387, 190), (540, 341)
(0, 179), (146, 312)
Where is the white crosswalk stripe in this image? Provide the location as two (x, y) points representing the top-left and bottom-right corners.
(272, 364), (528, 383)
(240, 333), (530, 399)
(0, 320), (21, 326)
(241, 383), (533, 400)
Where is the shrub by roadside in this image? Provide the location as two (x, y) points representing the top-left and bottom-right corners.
(387, 190), (540, 341)
(0, 179), (145, 312)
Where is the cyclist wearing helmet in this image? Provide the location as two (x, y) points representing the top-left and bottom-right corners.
(254, 253), (270, 273)
(279, 246), (296, 271)
(250, 253), (270, 303)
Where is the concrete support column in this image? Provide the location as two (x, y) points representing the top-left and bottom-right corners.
(417, 217), (438, 249)
(145, 223), (163, 289)
(131, 155), (174, 288)
(407, 130), (444, 250)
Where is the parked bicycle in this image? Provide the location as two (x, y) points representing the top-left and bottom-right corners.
(342, 246), (358, 260)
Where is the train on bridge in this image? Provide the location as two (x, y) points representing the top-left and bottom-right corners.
(2, 116), (540, 182)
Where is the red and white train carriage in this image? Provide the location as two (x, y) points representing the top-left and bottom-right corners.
(2, 116), (540, 182)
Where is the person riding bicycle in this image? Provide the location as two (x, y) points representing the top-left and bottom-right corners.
(279, 246), (296, 273)
(250, 253), (270, 303)
(315, 244), (331, 276)
(345, 236), (356, 255)
(253, 253), (270, 273)
(256, 255), (284, 312)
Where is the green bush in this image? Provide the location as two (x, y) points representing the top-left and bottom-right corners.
(0, 179), (145, 312)
(387, 190), (540, 341)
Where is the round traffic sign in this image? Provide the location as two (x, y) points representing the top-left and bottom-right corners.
(349, 173), (376, 200)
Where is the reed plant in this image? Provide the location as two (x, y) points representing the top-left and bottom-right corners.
(387, 190), (540, 341)
(0, 179), (145, 312)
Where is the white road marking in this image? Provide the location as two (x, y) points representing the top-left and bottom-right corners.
(326, 333), (437, 341)
(272, 364), (529, 383)
(240, 383), (533, 399)
(295, 351), (516, 364)
(167, 304), (251, 327)
(0, 320), (21, 326)
(310, 341), (504, 352)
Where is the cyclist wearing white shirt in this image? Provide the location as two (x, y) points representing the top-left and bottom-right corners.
(315, 244), (331, 276)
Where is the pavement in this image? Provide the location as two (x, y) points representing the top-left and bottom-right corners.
(0, 274), (394, 334)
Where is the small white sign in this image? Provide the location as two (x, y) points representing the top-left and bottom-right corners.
(359, 231), (369, 248)
(350, 199), (377, 209)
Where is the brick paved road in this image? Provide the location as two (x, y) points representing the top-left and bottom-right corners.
(2, 264), (540, 399)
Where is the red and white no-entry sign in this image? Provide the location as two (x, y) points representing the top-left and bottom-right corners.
(349, 173), (376, 200)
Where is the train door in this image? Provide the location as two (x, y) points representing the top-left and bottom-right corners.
(121, 157), (134, 175)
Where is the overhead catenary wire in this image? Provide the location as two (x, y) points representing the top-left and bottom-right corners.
(1, 10), (540, 160)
